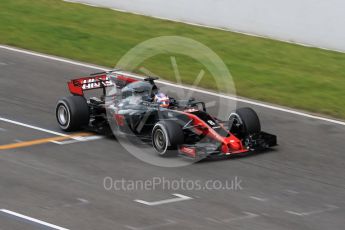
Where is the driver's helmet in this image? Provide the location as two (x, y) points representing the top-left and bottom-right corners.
(154, 92), (170, 108)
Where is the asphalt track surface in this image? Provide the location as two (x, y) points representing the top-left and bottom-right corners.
(1, 47), (345, 230)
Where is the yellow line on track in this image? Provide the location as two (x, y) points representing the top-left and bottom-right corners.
(0, 132), (93, 150)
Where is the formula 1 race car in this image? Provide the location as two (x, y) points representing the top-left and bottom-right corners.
(56, 70), (277, 159)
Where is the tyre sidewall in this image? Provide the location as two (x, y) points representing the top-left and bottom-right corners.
(152, 123), (170, 156)
(56, 96), (89, 131)
(230, 107), (261, 136)
(56, 99), (72, 130)
(152, 120), (184, 157)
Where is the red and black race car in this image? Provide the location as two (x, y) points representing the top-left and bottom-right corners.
(56, 70), (277, 159)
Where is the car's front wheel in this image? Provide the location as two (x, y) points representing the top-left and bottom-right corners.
(228, 107), (261, 137)
(152, 121), (184, 157)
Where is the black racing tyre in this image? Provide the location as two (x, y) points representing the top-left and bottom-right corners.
(152, 120), (184, 157)
(56, 96), (90, 131)
(229, 107), (261, 135)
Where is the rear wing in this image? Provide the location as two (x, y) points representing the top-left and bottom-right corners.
(67, 71), (138, 96)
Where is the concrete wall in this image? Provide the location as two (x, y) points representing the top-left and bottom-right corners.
(69, 0), (345, 52)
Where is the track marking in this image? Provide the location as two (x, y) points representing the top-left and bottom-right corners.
(206, 212), (259, 223)
(0, 117), (81, 139)
(0, 133), (92, 150)
(1, 45), (345, 126)
(249, 196), (268, 202)
(0, 209), (69, 230)
(125, 219), (176, 230)
(61, 198), (90, 208)
(286, 189), (299, 194)
(285, 204), (339, 216)
(0, 117), (102, 146)
(134, 193), (192, 206)
(76, 198), (90, 204)
(0, 45), (107, 71)
(50, 135), (103, 145)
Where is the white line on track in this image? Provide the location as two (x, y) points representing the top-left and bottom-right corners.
(286, 189), (299, 194)
(134, 193), (192, 206)
(60, 198), (90, 208)
(125, 219), (176, 230)
(0, 117), (102, 144)
(249, 196), (268, 202)
(1, 45), (345, 126)
(206, 211), (259, 223)
(285, 204), (339, 216)
(0, 45), (107, 71)
(0, 209), (69, 230)
(0, 117), (81, 140)
(50, 135), (103, 145)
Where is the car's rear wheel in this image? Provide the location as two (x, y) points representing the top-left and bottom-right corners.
(56, 96), (90, 131)
(229, 107), (261, 136)
(152, 121), (184, 157)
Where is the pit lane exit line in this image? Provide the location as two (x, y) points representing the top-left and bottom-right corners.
(0, 117), (78, 139)
(0, 132), (93, 150)
(0, 117), (101, 149)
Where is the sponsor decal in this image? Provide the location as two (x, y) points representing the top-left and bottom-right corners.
(81, 76), (113, 90)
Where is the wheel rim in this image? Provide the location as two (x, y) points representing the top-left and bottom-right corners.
(229, 113), (242, 128)
(153, 129), (167, 153)
(57, 104), (69, 126)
